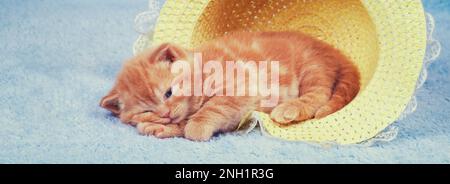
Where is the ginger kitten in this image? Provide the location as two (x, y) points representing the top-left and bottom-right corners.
(100, 32), (360, 141)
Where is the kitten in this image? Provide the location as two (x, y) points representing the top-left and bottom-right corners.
(100, 32), (360, 141)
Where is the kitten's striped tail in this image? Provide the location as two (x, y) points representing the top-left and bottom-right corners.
(315, 63), (360, 118)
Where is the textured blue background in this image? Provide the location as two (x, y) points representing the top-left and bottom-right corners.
(0, 0), (449, 163)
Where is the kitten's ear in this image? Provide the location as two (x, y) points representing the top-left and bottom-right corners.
(154, 43), (187, 63)
(100, 89), (120, 114)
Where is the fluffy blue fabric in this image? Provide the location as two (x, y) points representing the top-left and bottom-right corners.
(0, 0), (449, 163)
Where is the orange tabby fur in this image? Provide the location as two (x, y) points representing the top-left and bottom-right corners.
(100, 32), (360, 141)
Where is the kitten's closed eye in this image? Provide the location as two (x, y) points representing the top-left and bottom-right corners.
(164, 88), (172, 99)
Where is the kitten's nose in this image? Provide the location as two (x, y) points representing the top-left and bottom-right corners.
(159, 109), (170, 118)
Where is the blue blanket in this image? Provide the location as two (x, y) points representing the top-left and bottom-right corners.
(0, 0), (449, 163)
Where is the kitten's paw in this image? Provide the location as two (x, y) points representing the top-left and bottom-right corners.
(270, 102), (309, 124)
(184, 121), (215, 141)
(137, 123), (164, 136)
(314, 105), (333, 119)
(137, 123), (183, 139)
(158, 124), (185, 138)
(131, 112), (171, 125)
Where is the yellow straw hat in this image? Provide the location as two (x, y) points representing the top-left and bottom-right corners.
(134, 0), (428, 144)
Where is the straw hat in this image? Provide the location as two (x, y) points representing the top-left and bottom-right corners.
(134, 0), (428, 144)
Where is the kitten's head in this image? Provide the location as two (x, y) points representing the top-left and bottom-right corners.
(100, 43), (197, 124)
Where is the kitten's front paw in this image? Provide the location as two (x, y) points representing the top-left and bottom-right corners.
(184, 121), (215, 141)
(270, 102), (309, 124)
(137, 123), (183, 139)
(131, 112), (171, 125)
